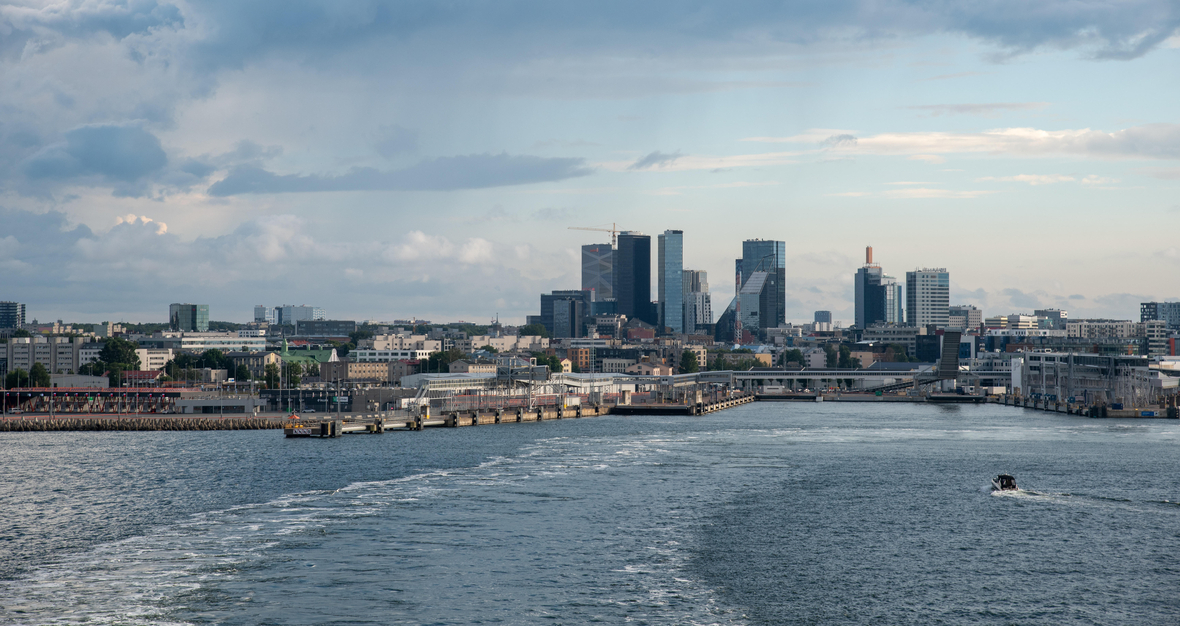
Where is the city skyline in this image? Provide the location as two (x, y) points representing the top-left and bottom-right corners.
(1, 3), (1179, 323)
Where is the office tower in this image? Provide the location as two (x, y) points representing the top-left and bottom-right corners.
(657, 230), (684, 334)
(0, 301), (26, 329)
(581, 243), (614, 300)
(683, 270), (711, 335)
(1034, 308), (1068, 330)
(905, 268), (950, 328)
(169, 303), (210, 332)
(614, 231), (654, 325)
(854, 246), (888, 329)
(949, 305), (983, 330)
(253, 305), (275, 324)
(275, 305), (325, 326)
(1139, 302), (1180, 330)
(538, 289), (594, 338)
(882, 274), (903, 324)
(814, 310), (832, 324)
(739, 239), (786, 330)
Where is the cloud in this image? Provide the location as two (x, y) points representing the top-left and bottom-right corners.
(649, 181), (779, 196)
(602, 150), (800, 173)
(373, 125), (418, 158)
(628, 151), (683, 170)
(821, 134), (858, 148)
(831, 188), (995, 199)
(1000, 288), (1044, 310)
(1143, 167), (1180, 179)
(747, 124), (1180, 161)
(977, 174), (1075, 185)
(23, 123), (167, 182)
(908, 154), (946, 164)
(906, 102), (1050, 117)
(207, 153), (592, 195)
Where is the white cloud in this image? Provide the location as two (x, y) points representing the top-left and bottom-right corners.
(830, 188), (995, 199)
(746, 124), (1180, 161)
(599, 151), (801, 173)
(908, 154), (946, 164)
(977, 174), (1075, 185)
(458, 238), (494, 264)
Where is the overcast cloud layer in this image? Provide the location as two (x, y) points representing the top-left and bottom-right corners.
(2, 1), (1179, 323)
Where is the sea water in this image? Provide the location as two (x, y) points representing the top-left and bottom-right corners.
(2, 403), (1179, 624)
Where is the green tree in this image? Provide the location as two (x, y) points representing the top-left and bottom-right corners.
(5, 369), (28, 389)
(12, 329), (31, 338)
(78, 362), (104, 376)
(285, 362), (303, 387)
(823, 344), (837, 368)
(529, 352), (563, 373)
(349, 329), (374, 345)
(234, 364), (251, 381)
(426, 348), (466, 373)
(29, 362), (51, 387)
(779, 349), (805, 367)
(837, 345), (861, 369)
(479, 345), (499, 353)
(98, 337), (141, 370)
(885, 344), (913, 363)
(199, 349), (227, 370)
(264, 363), (280, 389)
(107, 363), (125, 387)
(570, 362), (581, 373)
(518, 323), (549, 338)
(308, 362), (320, 377)
(679, 350), (700, 373)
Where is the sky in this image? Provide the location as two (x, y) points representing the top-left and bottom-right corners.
(2, 0), (1179, 325)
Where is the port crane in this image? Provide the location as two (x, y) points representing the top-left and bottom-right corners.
(568, 223), (621, 247)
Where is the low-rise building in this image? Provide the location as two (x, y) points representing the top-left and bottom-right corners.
(602, 358), (637, 373)
(449, 360), (497, 374)
(625, 363), (673, 375)
(320, 360), (391, 383)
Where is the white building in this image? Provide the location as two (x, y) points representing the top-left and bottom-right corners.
(905, 268), (949, 328)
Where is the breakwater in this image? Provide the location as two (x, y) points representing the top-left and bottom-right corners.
(0, 416), (287, 431)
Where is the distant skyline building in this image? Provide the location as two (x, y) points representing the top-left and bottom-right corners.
(1034, 308), (1068, 330)
(1139, 302), (1180, 330)
(739, 239), (786, 330)
(657, 230), (684, 334)
(949, 304), (983, 330)
(855, 246), (902, 329)
(169, 303), (210, 332)
(275, 305), (325, 326)
(683, 270), (711, 335)
(0, 301), (26, 329)
(580, 243), (614, 300)
(905, 268), (950, 328)
(814, 310), (832, 324)
(614, 231), (654, 325)
(254, 305), (275, 324)
(530, 289), (594, 338)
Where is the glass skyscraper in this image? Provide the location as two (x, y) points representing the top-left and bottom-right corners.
(580, 243), (614, 300)
(657, 230), (684, 334)
(739, 239), (786, 330)
(614, 232), (654, 325)
(905, 268), (950, 328)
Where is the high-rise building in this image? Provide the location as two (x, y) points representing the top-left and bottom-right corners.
(535, 290), (594, 338)
(614, 231), (654, 325)
(169, 303), (210, 332)
(1034, 308), (1068, 330)
(853, 247), (905, 328)
(1140, 302), (1180, 330)
(949, 304), (983, 330)
(581, 244), (614, 300)
(683, 270), (711, 335)
(274, 305), (325, 326)
(814, 310), (832, 324)
(0, 301), (26, 329)
(739, 239), (786, 330)
(905, 268), (950, 328)
(657, 230), (684, 334)
(253, 305), (275, 324)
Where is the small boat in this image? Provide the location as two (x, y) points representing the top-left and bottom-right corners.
(992, 474), (1018, 491)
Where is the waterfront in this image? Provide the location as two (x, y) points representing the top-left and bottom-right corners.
(2, 403), (1179, 624)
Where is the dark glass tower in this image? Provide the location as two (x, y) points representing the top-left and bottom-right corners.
(739, 239), (786, 329)
(614, 231), (654, 325)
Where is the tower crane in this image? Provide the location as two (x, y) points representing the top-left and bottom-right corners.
(568, 223), (621, 247)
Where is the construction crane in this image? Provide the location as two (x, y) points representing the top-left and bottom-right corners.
(568, 223), (621, 247)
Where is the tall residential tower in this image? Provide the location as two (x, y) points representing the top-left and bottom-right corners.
(657, 230), (684, 334)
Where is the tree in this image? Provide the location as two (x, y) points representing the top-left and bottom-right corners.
(234, 364), (251, 381)
(518, 323), (549, 338)
(285, 362), (303, 387)
(885, 344), (913, 363)
(107, 363), (125, 387)
(349, 329), (374, 345)
(837, 345), (861, 369)
(5, 369), (28, 389)
(29, 362), (50, 387)
(823, 344), (837, 368)
(308, 362), (320, 377)
(530, 352), (563, 373)
(679, 350), (700, 373)
(779, 349), (805, 367)
(264, 363), (280, 389)
(199, 349), (228, 370)
(12, 329), (31, 338)
(426, 348), (466, 373)
(570, 362), (581, 373)
(479, 345), (499, 353)
(98, 337), (141, 370)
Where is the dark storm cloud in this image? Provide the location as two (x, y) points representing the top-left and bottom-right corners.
(22, 123), (167, 182)
(207, 153), (592, 196)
